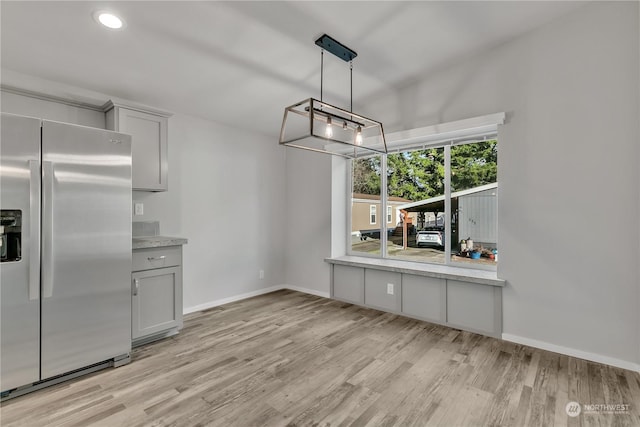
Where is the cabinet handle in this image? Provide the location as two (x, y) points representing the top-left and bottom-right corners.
(133, 278), (139, 296)
(147, 256), (166, 261)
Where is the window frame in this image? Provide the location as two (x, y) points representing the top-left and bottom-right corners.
(347, 138), (498, 272)
(369, 204), (377, 225)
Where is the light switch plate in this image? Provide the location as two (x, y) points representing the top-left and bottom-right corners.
(387, 283), (394, 295)
(134, 203), (144, 216)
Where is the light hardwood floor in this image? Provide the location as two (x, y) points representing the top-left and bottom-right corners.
(1, 289), (639, 426)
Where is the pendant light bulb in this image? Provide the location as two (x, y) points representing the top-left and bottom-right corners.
(355, 126), (363, 145)
(325, 116), (333, 138)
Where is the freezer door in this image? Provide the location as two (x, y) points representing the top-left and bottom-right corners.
(0, 113), (41, 391)
(41, 120), (132, 379)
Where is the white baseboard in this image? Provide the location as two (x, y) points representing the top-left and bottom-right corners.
(281, 284), (331, 299)
(183, 285), (283, 315)
(183, 285), (330, 315)
(502, 333), (640, 373)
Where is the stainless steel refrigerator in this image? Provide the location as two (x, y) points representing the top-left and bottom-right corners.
(1, 113), (132, 395)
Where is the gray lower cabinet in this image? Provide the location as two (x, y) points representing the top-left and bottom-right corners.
(132, 246), (183, 346)
(364, 270), (401, 312)
(401, 274), (446, 324)
(446, 279), (502, 337)
(332, 265), (364, 304)
(329, 264), (503, 338)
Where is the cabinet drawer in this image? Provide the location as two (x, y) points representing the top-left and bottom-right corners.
(132, 246), (181, 271)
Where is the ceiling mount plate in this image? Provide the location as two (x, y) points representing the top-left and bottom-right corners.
(315, 34), (357, 62)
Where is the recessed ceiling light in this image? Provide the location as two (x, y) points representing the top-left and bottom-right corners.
(93, 11), (125, 30)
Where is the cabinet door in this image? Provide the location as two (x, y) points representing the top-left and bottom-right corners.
(132, 266), (182, 340)
(116, 108), (168, 191)
(401, 274), (445, 323)
(332, 265), (364, 304)
(364, 269), (401, 312)
(447, 280), (501, 338)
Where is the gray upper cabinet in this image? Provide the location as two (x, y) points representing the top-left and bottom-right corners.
(104, 101), (171, 192)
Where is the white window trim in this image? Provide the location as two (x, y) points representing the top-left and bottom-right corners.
(384, 112), (505, 153)
(387, 206), (392, 224)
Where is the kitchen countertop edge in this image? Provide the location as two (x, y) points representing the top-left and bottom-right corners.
(325, 255), (504, 287)
(132, 236), (189, 250)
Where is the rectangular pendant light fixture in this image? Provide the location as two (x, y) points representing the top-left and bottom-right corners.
(279, 35), (387, 159)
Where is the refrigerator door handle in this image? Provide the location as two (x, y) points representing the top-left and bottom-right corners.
(133, 278), (139, 296)
(42, 161), (54, 298)
(28, 160), (41, 301)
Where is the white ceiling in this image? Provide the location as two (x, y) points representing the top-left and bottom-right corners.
(1, 1), (585, 136)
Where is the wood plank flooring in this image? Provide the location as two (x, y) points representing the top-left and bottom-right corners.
(1, 289), (639, 426)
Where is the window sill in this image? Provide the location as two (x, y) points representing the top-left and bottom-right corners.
(325, 255), (505, 287)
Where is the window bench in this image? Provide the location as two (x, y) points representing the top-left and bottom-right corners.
(325, 256), (505, 338)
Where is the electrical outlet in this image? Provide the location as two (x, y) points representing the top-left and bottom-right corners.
(134, 202), (144, 216)
(259, 270), (264, 280)
(387, 283), (394, 295)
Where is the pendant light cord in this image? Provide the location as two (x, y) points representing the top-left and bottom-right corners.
(321, 50), (354, 114)
(320, 50), (324, 102)
(350, 60), (353, 112)
(351, 61), (355, 156)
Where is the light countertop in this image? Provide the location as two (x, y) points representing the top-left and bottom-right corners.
(133, 236), (188, 250)
(325, 255), (504, 287)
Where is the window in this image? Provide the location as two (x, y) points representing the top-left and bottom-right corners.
(369, 205), (377, 225)
(348, 140), (498, 269)
(387, 147), (446, 264)
(350, 156), (381, 255)
(450, 141), (498, 265)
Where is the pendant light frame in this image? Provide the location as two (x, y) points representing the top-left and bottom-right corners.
(279, 34), (387, 159)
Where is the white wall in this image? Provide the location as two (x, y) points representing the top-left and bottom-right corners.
(135, 113), (287, 310)
(286, 2), (640, 368)
(1, 81), (287, 312)
(283, 147), (332, 295)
